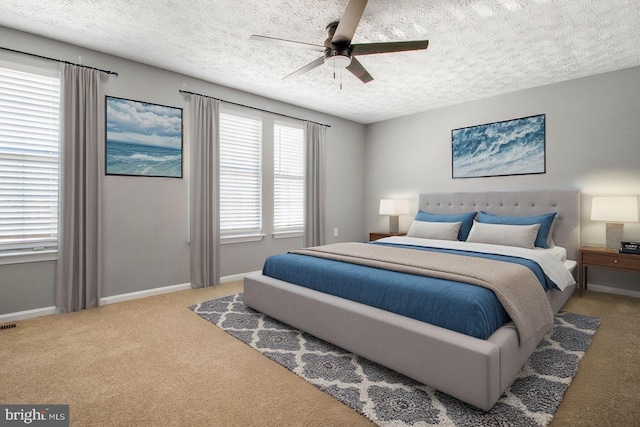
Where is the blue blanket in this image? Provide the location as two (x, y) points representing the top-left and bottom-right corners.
(262, 243), (552, 339)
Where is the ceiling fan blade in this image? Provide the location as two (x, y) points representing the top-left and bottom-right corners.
(351, 40), (429, 56)
(346, 57), (373, 83)
(250, 35), (325, 52)
(332, 0), (368, 45)
(283, 56), (326, 80)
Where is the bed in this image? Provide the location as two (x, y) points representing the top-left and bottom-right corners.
(243, 190), (580, 411)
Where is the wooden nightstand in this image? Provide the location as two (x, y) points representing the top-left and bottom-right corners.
(578, 245), (640, 297)
(369, 232), (406, 242)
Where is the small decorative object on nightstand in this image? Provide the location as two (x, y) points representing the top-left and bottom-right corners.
(369, 232), (406, 242)
(578, 245), (640, 297)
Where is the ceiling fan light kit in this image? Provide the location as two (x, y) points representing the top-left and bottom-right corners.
(250, 0), (429, 85)
(324, 48), (352, 69)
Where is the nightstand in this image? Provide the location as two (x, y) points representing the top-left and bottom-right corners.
(369, 232), (406, 242)
(578, 245), (640, 297)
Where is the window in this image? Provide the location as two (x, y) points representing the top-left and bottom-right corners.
(219, 111), (262, 238)
(273, 123), (304, 233)
(0, 65), (60, 259)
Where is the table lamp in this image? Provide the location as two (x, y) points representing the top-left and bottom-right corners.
(379, 199), (410, 234)
(591, 196), (639, 250)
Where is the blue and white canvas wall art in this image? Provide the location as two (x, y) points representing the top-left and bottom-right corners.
(106, 97), (183, 178)
(452, 114), (545, 179)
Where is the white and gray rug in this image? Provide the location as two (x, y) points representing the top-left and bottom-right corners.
(190, 294), (600, 427)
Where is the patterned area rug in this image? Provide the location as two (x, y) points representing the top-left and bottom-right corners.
(190, 294), (600, 427)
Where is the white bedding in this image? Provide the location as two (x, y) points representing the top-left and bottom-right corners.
(378, 236), (577, 291)
(541, 245), (567, 263)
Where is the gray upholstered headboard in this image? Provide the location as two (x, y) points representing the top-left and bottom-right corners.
(417, 190), (581, 260)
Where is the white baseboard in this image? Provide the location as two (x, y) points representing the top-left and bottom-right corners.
(1, 271), (261, 323)
(100, 271), (260, 305)
(586, 283), (640, 298)
(0, 306), (56, 323)
(220, 270), (261, 283)
(99, 282), (193, 306)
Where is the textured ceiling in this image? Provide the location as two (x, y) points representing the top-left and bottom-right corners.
(1, 0), (639, 124)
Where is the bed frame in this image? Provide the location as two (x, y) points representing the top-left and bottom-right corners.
(244, 190), (580, 411)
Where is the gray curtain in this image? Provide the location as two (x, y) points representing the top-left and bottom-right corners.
(56, 64), (101, 313)
(190, 95), (220, 288)
(303, 122), (326, 247)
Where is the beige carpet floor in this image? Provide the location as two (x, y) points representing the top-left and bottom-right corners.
(1, 281), (638, 426)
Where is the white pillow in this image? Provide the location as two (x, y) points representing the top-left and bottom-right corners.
(407, 221), (462, 241)
(466, 220), (540, 249)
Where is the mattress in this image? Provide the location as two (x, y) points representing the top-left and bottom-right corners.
(262, 238), (571, 339)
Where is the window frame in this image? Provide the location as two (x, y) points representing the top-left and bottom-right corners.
(272, 120), (305, 238)
(0, 59), (61, 265)
(218, 108), (264, 243)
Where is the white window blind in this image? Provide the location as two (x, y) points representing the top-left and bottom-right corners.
(0, 66), (60, 253)
(273, 123), (304, 232)
(219, 111), (262, 235)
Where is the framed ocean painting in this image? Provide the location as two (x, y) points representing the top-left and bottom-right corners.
(105, 96), (183, 178)
(451, 114), (545, 179)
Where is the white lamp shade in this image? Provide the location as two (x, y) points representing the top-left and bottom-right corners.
(591, 196), (639, 222)
(379, 199), (410, 216)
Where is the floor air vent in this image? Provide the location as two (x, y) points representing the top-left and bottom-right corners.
(1, 323), (17, 330)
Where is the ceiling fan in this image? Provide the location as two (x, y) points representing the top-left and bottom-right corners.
(250, 0), (429, 85)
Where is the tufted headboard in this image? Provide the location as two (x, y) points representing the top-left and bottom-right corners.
(417, 190), (581, 260)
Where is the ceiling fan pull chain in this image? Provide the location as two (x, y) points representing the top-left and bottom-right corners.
(340, 69), (343, 90)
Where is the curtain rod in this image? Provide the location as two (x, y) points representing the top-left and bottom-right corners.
(179, 89), (330, 128)
(0, 46), (119, 76)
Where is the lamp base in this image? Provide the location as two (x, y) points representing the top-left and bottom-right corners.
(389, 216), (399, 234)
(605, 222), (623, 251)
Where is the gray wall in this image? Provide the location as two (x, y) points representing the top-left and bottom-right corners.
(0, 26), (366, 315)
(4, 26), (639, 315)
(365, 66), (640, 294)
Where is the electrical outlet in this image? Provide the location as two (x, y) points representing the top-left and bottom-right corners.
(333, 227), (339, 237)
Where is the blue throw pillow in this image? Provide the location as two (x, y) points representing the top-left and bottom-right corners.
(476, 211), (557, 249)
(414, 211), (477, 241)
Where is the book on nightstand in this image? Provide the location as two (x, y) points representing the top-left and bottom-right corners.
(620, 241), (640, 255)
